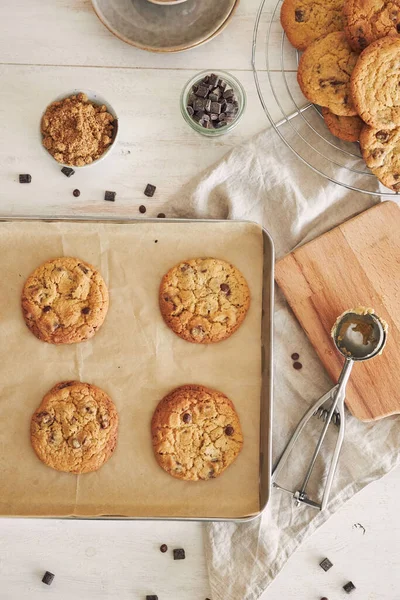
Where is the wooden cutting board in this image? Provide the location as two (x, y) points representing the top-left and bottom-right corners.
(275, 201), (400, 421)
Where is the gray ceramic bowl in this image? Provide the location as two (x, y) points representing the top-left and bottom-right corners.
(91, 0), (238, 53)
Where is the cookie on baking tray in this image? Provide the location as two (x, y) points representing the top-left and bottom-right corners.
(321, 107), (364, 142)
(30, 381), (118, 474)
(21, 256), (109, 344)
(351, 37), (400, 129)
(297, 32), (358, 116)
(280, 0), (344, 51)
(151, 384), (243, 481)
(343, 0), (400, 52)
(359, 124), (400, 190)
(159, 257), (250, 344)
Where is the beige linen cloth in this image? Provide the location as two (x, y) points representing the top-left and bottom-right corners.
(165, 125), (400, 600)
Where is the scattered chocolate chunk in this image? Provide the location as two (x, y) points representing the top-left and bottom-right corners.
(61, 166), (75, 177)
(183, 413), (192, 423)
(42, 571), (55, 586)
(160, 544), (168, 553)
(319, 558), (333, 572)
(157, 213), (166, 218)
(139, 205), (147, 214)
(154, 240), (158, 243)
(82, 307), (90, 315)
(104, 190), (116, 202)
(293, 361), (303, 370)
(295, 8), (305, 21)
(291, 352), (300, 361)
(320, 597), (329, 600)
(225, 426), (234, 436)
(343, 582), (356, 594)
(173, 548), (186, 560)
(220, 283), (231, 295)
(146, 596), (158, 600)
(43, 305), (51, 313)
(19, 174), (31, 183)
(73, 189), (80, 197)
(144, 183), (156, 197)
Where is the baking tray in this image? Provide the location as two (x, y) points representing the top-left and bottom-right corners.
(0, 216), (273, 522)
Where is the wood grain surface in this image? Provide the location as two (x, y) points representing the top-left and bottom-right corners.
(275, 201), (400, 421)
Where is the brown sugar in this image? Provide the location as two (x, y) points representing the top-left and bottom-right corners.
(41, 92), (116, 167)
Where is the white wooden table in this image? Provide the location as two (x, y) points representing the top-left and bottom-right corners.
(1, 1), (400, 599)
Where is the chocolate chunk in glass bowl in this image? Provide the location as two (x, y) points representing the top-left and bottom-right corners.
(187, 106), (194, 117)
(144, 184), (156, 197)
(319, 558), (333, 572)
(173, 548), (186, 560)
(19, 174), (31, 183)
(195, 85), (209, 98)
(208, 73), (219, 87)
(42, 571), (55, 585)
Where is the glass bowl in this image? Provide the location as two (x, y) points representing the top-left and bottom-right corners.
(180, 70), (246, 137)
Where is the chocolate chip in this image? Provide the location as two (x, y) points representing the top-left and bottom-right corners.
(173, 548), (186, 560)
(139, 205), (146, 214)
(376, 130), (389, 141)
(291, 352), (300, 360)
(81, 307), (90, 314)
(183, 413), (191, 423)
(220, 283), (231, 295)
(99, 417), (109, 429)
(394, 173), (400, 180)
(42, 571), (55, 586)
(61, 167), (75, 177)
(154, 240), (158, 243)
(293, 361), (303, 370)
(160, 544), (168, 553)
(397, 23), (400, 32)
(319, 558), (333, 572)
(343, 582), (356, 594)
(295, 8), (305, 21)
(104, 190), (116, 202)
(78, 264), (89, 274)
(372, 148), (384, 159)
(320, 598), (329, 600)
(225, 426), (234, 436)
(58, 382), (73, 389)
(358, 36), (367, 48)
(36, 412), (53, 425)
(19, 174), (31, 183)
(157, 213), (166, 218)
(208, 468), (215, 478)
(43, 305), (51, 313)
(146, 596), (158, 600)
(73, 189), (80, 197)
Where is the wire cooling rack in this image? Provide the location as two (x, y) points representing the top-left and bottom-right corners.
(251, 0), (395, 196)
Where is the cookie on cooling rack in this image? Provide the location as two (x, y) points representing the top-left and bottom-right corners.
(321, 107), (364, 142)
(297, 32), (358, 116)
(351, 37), (400, 129)
(359, 124), (400, 191)
(281, 0), (344, 51)
(343, 0), (400, 52)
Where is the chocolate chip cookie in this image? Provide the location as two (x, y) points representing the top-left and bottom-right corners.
(31, 381), (119, 474)
(351, 37), (400, 128)
(359, 124), (400, 190)
(151, 384), (243, 481)
(297, 32), (358, 116)
(21, 257), (109, 344)
(343, 0), (400, 52)
(159, 258), (250, 344)
(321, 107), (364, 141)
(281, 0), (344, 51)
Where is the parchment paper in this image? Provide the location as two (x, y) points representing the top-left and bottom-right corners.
(0, 220), (263, 518)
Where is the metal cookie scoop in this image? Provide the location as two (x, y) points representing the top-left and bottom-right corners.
(272, 308), (387, 511)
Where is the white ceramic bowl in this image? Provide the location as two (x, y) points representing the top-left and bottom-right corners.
(40, 89), (119, 169)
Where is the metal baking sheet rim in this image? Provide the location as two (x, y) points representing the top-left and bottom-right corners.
(0, 215), (274, 523)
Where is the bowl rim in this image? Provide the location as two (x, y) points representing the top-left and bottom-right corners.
(90, 0), (240, 54)
(40, 89), (119, 169)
